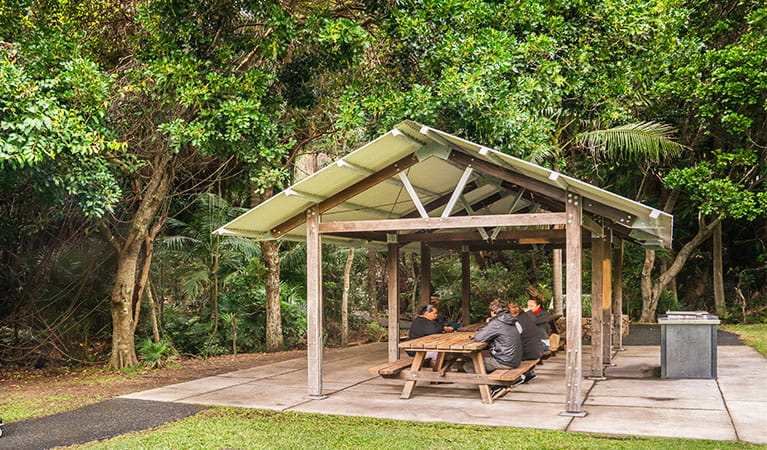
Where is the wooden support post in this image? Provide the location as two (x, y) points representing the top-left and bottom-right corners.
(387, 239), (400, 362)
(601, 232), (613, 365)
(306, 206), (325, 398)
(461, 247), (471, 325)
(589, 232), (605, 379)
(612, 240), (624, 350)
(562, 192), (586, 416)
(419, 241), (431, 312)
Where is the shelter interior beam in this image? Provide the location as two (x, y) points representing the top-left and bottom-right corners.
(399, 172), (430, 219)
(401, 181), (480, 219)
(441, 167), (474, 218)
(318, 213), (568, 234)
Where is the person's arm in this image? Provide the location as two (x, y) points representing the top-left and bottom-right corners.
(473, 320), (497, 343)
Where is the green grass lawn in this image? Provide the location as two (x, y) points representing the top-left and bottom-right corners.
(77, 407), (762, 449)
(0, 393), (111, 422)
(720, 324), (767, 356)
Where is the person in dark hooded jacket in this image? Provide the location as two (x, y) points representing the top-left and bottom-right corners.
(508, 302), (544, 361)
(463, 299), (522, 373)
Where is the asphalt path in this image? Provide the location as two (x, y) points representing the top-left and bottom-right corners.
(0, 398), (206, 449)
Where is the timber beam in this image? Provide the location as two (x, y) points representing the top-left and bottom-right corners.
(318, 213), (568, 234)
(271, 153), (420, 238)
(448, 151), (636, 225)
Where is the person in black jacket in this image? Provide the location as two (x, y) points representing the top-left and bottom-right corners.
(526, 297), (551, 351)
(463, 299), (522, 373)
(407, 304), (454, 360)
(508, 302), (544, 361)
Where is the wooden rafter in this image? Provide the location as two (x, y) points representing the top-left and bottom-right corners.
(271, 154), (420, 237)
(448, 151), (635, 225)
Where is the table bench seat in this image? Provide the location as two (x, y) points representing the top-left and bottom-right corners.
(368, 357), (413, 376)
(488, 359), (540, 381)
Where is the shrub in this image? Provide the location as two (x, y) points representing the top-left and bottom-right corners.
(137, 338), (177, 368)
(366, 321), (387, 342)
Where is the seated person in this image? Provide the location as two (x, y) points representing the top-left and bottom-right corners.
(464, 299), (527, 398)
(463, 299), (521, 370)
(407, 304), (454, 361)
(526, 297), (551, 351)
(508, 302), (544, 361)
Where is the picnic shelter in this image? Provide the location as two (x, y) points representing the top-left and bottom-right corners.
(215, 120), (673, 415)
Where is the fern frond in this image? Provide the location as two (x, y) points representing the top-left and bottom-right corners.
(578, 121), (687, 162)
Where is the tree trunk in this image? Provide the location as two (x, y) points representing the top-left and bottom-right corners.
(146, 280), (161, 344)
(367, 246), (379, 318)
(132, 219), (165, 336)
(553, 249), (563, 316)
(106, 156), (172, 369)
(110, 241), (142, 368)
(409, 253), (419, 316)
(261, 240), (284, 352)
(341, 248), (355, 346)
(639, 249), (657, 322)
(640, 215), (722, 322)
(713, 222), (725, 317)
(232, 314), (238, 355)
(208, 232), (220, 342)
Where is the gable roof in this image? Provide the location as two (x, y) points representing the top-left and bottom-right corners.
(216, 120), (672, 250)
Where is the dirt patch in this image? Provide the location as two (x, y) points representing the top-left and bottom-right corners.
(0, 350), (307, 421)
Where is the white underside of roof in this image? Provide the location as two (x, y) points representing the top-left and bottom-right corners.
(217, 120), (672, 250)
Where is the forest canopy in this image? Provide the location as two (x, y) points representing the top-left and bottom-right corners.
(0, 0), (765, 369)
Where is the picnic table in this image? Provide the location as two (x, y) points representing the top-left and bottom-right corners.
(366, 331), (533, 405)
(397, 332), (497, 403)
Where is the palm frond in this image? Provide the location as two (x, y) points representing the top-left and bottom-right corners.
(578, 121), (687, 162)
(162, 235), (201, 250)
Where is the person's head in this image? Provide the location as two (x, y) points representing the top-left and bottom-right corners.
(527, 298), (543, 311)
(419, 304), (439, 321)
(488, 298), (508, 316)
(508, 303), (522, 317)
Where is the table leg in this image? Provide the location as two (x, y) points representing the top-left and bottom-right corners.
(433, 352), (446, 372)
(400, 351), (425, 399)
(471, 352), (492, 404)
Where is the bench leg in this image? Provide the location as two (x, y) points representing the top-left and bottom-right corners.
(400, 351), (426, 399)
(471, 352), (493, 404)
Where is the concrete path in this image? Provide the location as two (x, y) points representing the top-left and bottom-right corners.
(122, 340), (767, 444)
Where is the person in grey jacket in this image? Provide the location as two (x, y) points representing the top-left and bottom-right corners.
(463, 299), (522, 373)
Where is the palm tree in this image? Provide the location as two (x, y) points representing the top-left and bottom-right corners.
(576, 122), (691, 322)
(161, 193), (260, 339)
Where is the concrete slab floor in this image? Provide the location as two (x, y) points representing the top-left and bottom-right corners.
(725, 400), (767, 444)
(121, 341), (767, 445)
(567, 404), (737, 441)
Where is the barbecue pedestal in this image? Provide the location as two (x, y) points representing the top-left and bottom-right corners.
(659, 311), (720, 379)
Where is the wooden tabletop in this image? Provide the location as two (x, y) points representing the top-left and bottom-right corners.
(457, 322), (485, 332)
(398, 332), (486, 352)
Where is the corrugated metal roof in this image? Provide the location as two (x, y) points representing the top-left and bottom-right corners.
(217, 120), (672, 250)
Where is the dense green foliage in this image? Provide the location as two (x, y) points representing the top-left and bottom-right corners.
(0, 0), (765, 367)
